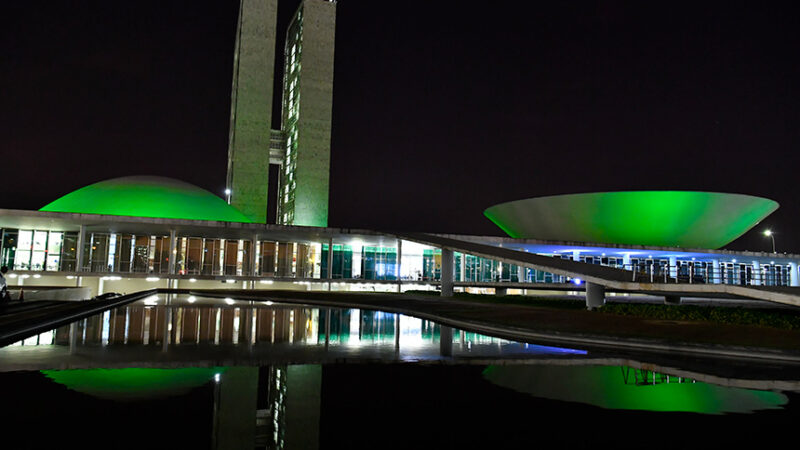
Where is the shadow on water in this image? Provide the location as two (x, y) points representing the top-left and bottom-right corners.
(1, 294), (799, 449)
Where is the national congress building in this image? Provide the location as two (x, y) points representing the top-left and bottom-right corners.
(2, 0), (800, 309)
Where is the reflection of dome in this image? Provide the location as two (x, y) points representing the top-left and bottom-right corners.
(40, 176), (251, 223)
(484, 191), (778, 249)
(41, 367), (226, 401)
(483, 365), (787, 415)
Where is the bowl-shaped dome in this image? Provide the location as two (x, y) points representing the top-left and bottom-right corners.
(40, 176), (251, 223)
(42, 368), (226, 401)
(484, 191), (778, 249)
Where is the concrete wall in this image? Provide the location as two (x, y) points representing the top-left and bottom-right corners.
(227, 0), (279, 223)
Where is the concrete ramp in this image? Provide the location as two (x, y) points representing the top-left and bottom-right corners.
(397, 232), (800, 308)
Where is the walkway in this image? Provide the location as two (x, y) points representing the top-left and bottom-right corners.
(397, 232), (800, 308)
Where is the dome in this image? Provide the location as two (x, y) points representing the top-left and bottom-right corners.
(40, 176), (252, 223)
(483, 191), (779, 249)
(41, 368), (226, 401)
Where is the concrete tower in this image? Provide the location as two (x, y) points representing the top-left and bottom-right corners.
(226, 0), (279, 223)
(278, 0), (336, 227)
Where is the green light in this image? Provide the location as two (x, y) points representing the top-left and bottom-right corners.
(483, 365), (788, 414)
(41, 367), (226, 401)
(484, 191), (778, 249)
(40, 176), (252, 223)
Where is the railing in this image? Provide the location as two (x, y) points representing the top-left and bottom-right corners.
(624, 264), (790, 287)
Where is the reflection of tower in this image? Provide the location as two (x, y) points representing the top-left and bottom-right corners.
(277, 0), (336, 227)
(226, 0), (336, 226)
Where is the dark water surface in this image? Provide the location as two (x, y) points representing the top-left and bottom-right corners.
(1, 294), (798, 449)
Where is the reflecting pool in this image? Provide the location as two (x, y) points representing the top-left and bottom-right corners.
(1, 294), (798, 449)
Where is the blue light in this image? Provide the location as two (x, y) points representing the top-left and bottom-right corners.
(572, 278), (582, 285)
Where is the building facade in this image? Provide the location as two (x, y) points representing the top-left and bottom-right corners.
(226, 0), (279, 223)
(226, 0), (336, 226)
(278, 0), (336, 227)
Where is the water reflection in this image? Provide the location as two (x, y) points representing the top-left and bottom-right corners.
(1, 294), (798, 448)
(3, 294), (587, 363)
(483, 365), (789, 415)
(10, 363), (797, 450)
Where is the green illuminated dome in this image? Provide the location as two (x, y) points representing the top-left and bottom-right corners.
(41, 368), (226, 401)
(484, 191), (778, 249)
(40, 176), (251, 223)
(483, 365), (787, 415)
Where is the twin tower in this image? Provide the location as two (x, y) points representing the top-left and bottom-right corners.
(225, 0), (336, 226)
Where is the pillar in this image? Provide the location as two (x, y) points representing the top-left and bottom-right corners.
(669, 256), (677, 280)
(249, 234), (258, 277)
(495, 287), (507, 296)
(752, 261), (761, 286)
(712, 259), (721, 284)
(69, 322), (79, 355)
(327, 237), (333, 290)
(440, 248), (454, 297)
(439, 325), (453, 357)
(460, 253), (466, 283)
(622, 253), (631, 270)
(168, 229), (177, 275)
(790, 262), (798, 287)
(396, 238), (402, 292)
(664, 295), (681, 305)
(585, 282), (605, 309)
(517, 265), (526, 283)
(75, 224), (86, 272)
(572, 250), (580, 262)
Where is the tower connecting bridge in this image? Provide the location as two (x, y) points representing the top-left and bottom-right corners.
(226, 0), (336, 226)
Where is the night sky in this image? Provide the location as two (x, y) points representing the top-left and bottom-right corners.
(3, 1), (799, 252)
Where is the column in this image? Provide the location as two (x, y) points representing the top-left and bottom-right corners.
(440, 248), (454, 297)
(585, 282), (605, 309)
(439, 325), (453, 357)
(248, 234), (258, 277)
(460, 253), (466, 283)
(517, 265), (526, 283)
(790, 262), (798, 287)
(622, 253), (631, 270)
(669, 256), (678, 280)
(75, 224), (87, 272)
(167, 229), (177, 275)
(572, 250), (580, 262)
(394, 314), (400, 352)
(327, 237), (333, 291)
(396, 238), (402, 292)
(752, 261), (761, 286)
(711, 259), (721, 284)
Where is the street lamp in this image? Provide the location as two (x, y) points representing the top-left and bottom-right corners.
(764, 229), (776, 253)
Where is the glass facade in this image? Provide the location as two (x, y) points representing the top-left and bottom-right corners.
(0, 226), (797, 289)
(278, 7), (303, 226)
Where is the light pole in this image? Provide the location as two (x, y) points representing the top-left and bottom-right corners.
(764, 229), (776, 253)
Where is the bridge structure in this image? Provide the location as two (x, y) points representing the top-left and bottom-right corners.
(398, 232), (800, 309)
